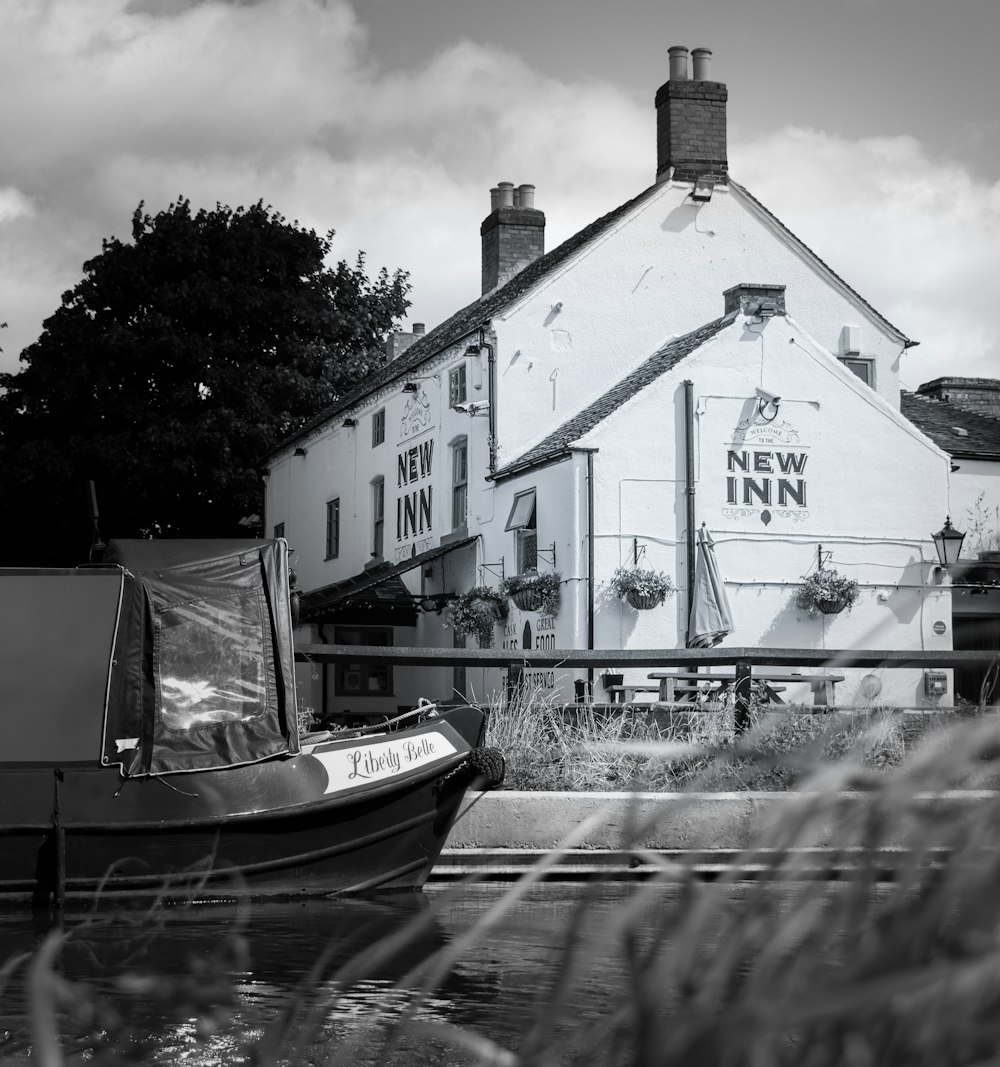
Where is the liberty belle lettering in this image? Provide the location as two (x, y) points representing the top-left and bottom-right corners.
(346, 736), (439, 780)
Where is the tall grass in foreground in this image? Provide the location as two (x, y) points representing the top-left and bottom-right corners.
(7, 707), (1000, 1065)
(483, 681), (940, 791)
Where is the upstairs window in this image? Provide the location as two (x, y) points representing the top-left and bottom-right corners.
(325, 498), (340, 559)
(449, 364), (467, 408)
(452, 437), (468, 529)
(372, 408), (385, 447)
(372, 477), (385, 559)
(505, 488), (537, 574)
(840, 357), (874, 388)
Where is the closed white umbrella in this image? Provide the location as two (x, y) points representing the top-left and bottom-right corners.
(687, 524), (734, 648)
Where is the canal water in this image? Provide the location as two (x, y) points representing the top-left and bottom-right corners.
(0, 880), (883, 1065)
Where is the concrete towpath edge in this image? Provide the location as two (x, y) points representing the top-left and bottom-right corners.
(442, 789), (1000, 852)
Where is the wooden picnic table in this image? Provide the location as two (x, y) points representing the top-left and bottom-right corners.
(648, 670), (845, 707)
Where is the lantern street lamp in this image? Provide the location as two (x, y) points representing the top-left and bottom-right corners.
(932, 516), (966, 570)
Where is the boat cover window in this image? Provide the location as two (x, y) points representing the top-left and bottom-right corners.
(102, 538), (297, 777)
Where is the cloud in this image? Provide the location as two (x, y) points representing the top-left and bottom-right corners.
(730, 128), (1000, 387)
(0, 0), (996, 396)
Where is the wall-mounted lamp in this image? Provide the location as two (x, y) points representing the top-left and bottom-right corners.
(932, 516), (965, 570)
(464, 345), (481, 356)
(755, 387), (781, 423)
(293, 446), (308, 457)
(402, 382), (420, 393)
(342, 418), (357, 428)
(691, 174), (719, 202)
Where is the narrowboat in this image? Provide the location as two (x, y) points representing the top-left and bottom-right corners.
(0, 538), (502, 908)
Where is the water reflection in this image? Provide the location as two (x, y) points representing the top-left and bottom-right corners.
(0, 882), (882, 1065)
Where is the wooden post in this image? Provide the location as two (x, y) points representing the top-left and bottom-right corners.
(53, 768), (65, 921)
(734, 660), (752, 736)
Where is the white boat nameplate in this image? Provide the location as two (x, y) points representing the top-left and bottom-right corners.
(311, 730), (460, 795)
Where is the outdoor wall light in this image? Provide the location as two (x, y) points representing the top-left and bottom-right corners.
(755, 387), (781, 422)
(932, 516), (966, 569)
(342, 418), (357, 428)
(465, 344), (481, 356)
(293, 446), (307, 457)
(402, 382), (420, 393)
(691, 174), (719, 202)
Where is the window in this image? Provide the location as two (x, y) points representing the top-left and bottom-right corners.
(325, 499), (340, 559)
(449, 364), (467, 408)
(372, 407), (385, 447)
(372, 477), (385, 559)
(273, 522), (285, 540)
(839, 357), (874, 387)
(334, 626), (392, 696)
(505, 488), (537, 574)
(452, 437), (468, 529)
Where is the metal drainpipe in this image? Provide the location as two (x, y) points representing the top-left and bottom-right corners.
(587, 450), (595, 695)
(683, 381), (696, 637)
(477, 327), (497, 474)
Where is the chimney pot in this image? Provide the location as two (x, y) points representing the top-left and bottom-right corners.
(497, 181), (515, 208)
(668, 45), (689, 81)
(489, 186), (500, 211)
(518, 183), (536, 209)
(412, 322), (425, 335)
(691, 47), (712, 80)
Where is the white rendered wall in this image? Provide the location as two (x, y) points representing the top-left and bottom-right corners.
(490, 181), (907, 472)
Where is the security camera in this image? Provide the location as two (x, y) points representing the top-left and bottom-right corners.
(755, 387), (781, 423)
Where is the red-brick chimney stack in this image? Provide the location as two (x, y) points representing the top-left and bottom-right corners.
(480, 182), (545, 294)
(655, 46), (728, 183)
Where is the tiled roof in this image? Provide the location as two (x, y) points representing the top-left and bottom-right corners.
(900, 391), (1000, 459)
(271, 183), (663, 455)
(492, 312), (738, 480)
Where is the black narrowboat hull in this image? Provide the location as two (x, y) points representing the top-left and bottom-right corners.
(0, 706), (490, 905)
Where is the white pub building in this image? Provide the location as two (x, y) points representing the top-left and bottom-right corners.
(265, 47), (1000, 718)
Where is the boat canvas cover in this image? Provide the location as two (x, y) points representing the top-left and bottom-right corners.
(102, 538), (298, 777)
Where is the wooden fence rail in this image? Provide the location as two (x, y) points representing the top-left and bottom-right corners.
(295, 645), (999, 734)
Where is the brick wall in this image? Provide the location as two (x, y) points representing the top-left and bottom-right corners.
(917, 378), (1000, 420)
(655, 79), (728, 182)
(481, 206), (545, 293)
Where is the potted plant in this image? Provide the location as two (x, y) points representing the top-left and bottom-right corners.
(501, 572), (562, 615)
(795, 568), (860, 616)
(444, 586), (509, 647)
(609, 565), (675, 610)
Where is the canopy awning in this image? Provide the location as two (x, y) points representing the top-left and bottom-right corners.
(300, 535), (478, 619)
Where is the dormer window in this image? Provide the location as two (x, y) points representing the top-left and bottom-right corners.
(840, 357), (874, 388)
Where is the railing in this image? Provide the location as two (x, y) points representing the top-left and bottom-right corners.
(295, 645), (1000, 734)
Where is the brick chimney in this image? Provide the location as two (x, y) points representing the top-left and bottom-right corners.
(655, 46), (728, 183)
(916, 377), (1000, 420)
(724, 283), (786, 317)
(385, 321), (425, 362)
(481, 182), (545, 294)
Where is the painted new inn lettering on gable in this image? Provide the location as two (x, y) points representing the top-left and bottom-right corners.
(265, 45), (999, 718)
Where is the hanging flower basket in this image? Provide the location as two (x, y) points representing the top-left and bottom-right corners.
(500, 572), (562, 616)
(609, 565), (675, 611)
(795, 568), (860, 617)
(444, 586), (509, 647)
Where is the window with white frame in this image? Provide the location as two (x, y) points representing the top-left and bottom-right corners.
(839, 357), (874, 387)
(371, 477), (384, 559)
(452, 437), (468, 529)
(505, 488), (537, 574)
(372, 407), (385, 447)
(325, 498), (340, 559)
(449, 364), (467, 408)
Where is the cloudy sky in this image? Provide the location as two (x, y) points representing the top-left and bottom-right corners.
(2, 0), (998, 389)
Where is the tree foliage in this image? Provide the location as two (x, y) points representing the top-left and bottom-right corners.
(0, 199), (409, 564)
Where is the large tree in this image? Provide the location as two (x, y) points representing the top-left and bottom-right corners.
(0, 199), (409, 564)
